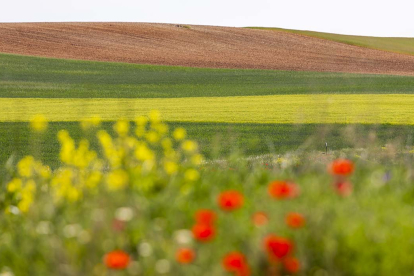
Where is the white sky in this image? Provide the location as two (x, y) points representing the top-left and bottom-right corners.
(1, 0), (413, 37)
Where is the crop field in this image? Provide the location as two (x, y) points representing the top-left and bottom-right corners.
(1, 95), (414, 123)
(2, 53), (414, 99)
(1, 53), (414, 167)
(2, 23), (414, 76)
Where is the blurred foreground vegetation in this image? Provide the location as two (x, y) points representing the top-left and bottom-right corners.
(1, 114), (414, 275)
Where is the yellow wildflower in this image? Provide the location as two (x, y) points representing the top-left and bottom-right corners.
(135, 115), (148, 126)
(114, 119), (130, 137)
(97, 130), (112, 147)
(173, 127), (186, 141)
(135, 144), (155, 161)
(36, 162), (51, 179)
(17, 156), (35, 178)
(125, 137), (137, 149)
(58, 130), (76, 164)
(7, 178), (22, 193)
(191, 154), (204, 165)
(146, 131), (160, 144)
(135, 126), (146, 137)
(149, 110), (161, 124)
(164, 161), (178, 175)
(107, 170), (129, 190)
(161, 138), (173, 150)
(72, 139), (96, 168)
(86, 171), (102, 189)
(164, 149), (177, 160)
(80, 116), (101, 130)
(18, 198), (32, 213)
(30, 114), (48, 132)
(24, 179), (36, 193)
(66, 187), (81, 202)
(181, 140), (198, 153)
(153, 123), (168, 135)
(18, 186), (35, 212)
(184, 169), (200, 181)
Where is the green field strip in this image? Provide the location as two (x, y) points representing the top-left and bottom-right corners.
(1, 53), (414, 98)
(247, 27), (414, 56)
(0, 95), (413, 124)
(1, 122), (413, 168)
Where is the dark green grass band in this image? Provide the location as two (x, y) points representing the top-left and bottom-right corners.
(1, 122), (413, 169)
(1, 53), (413, 99)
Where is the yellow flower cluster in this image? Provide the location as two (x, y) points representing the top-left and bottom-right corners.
(6, 156), (50, 213)
(3, 111), (204, 214)
(58, 130), (97, 168)
(30, 115), (48, 132)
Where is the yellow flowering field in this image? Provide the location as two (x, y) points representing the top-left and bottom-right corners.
(1, 94), (413, 124)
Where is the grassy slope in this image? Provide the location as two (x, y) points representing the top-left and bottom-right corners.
(1, 53), (414, 98)
(247, 27), (414, 56)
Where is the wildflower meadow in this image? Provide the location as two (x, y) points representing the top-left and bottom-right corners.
(1, 112), (414, 275)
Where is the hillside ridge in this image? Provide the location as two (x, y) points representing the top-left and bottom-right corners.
(1, 22), (414, 76)
(247, 27), (414, 57)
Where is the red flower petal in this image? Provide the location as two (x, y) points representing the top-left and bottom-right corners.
(222, 251), (250, 275)
(176, 248), (196, 264)
(192, 223), (215, 242)
(218, 190), (244, 211)
(268, 181), (299, 199)
(195, 209), (216, 225)
(264, 235), (293, 260)
(283, 257), (300, 273)
(286, 212), (305, 229)
(104, 250), (130, 269)
(329, 159), (354, 176)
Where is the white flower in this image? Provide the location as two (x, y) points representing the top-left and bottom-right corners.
(115, 207), (134, 221)
(173, 229), (193, 245)
(155, 259), (170, 274)
(138, 242), (152, 257)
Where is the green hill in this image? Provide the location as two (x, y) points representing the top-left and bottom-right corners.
(247, 27), (414, 56)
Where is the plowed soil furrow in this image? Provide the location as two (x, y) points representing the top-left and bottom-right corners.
(1, 22), (414, 75)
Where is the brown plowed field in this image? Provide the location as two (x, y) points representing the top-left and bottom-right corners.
(1, 22), (414, 75)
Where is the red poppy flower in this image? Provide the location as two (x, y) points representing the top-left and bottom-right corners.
(264, 235), (293, 260)
(192, 223), (215, 242)
(222, 252), (250, 276)
(195, 209), (216, 225)
(104, 250), (130, 269)
(268, 181), (299, 199)
(335, 181), (353, 196)
(252, 212), (269, 227)
(286, 212), (305, 229)
(329, 159), (354, 176)
(176, 248), (196, 264)
(218, 190), (244, 211)
(283, 257), (300, 273)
